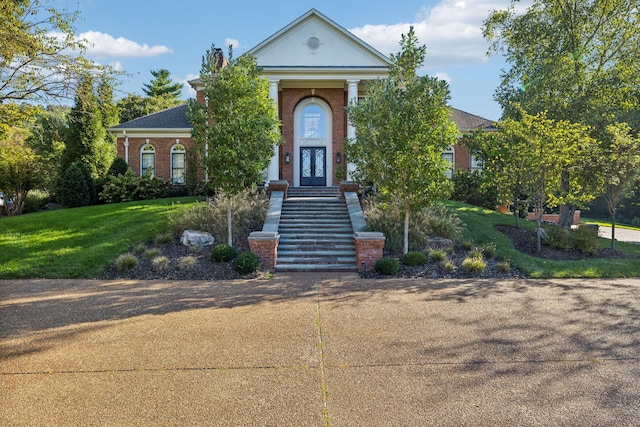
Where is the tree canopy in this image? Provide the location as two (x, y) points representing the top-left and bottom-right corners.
(484, 0), (640, 130)
(345, 27), (458, 254)
(142, 69), (184, 100)
(0, 0), (107, 105)
(187, 46), (281, 245)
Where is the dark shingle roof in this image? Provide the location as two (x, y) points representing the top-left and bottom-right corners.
(111, 102), (495, 133)
(111, 104), (191, 129)
(450, 108), (496, 131)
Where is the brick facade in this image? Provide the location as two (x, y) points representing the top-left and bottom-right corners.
(279, 87), (347, 186)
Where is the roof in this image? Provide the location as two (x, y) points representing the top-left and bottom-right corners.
(110, 104), (191, 130)
(450, 108), (497, 132)
(249, 9), (389, 69)
(110, 102), (495, 133)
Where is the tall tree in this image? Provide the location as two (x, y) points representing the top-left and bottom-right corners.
(484, 0), (640, 227)
(26, 106), (69, 193)
(596, 123), (640, 249)
(142, 69), (184, 100)
(187, 46), (281, 246)
(61, 74), (106, 179)
(0, 0), (107, 105)
(345, 27), (458, 254)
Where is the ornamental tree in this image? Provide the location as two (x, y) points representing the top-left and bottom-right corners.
(595, 123), (640, 249)
(187, 46), (281, 246)
(345, 27), (458, 254)
(484, 0), (640, 227)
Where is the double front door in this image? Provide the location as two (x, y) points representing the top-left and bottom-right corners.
(300, 147), (326, 186)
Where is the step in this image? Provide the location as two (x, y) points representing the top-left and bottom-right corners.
(275, 263), (358, 272)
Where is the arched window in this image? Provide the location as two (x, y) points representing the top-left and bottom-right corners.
(141, 143), (155, 176)
(441, 146), (455, 178)
(171, 143), (186, 184)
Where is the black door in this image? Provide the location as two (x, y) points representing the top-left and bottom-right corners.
(300, 147), (326, 186)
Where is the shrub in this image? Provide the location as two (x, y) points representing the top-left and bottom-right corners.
(461, 240), (474, 251)
(212, 244), (237, 262)
(22, 190), (51, 214)
(462, 257), (487, 274)
(152, 256), (169, 270)
(155, 233), (173, 245)
(168, 202), (216, 237)
(374, 257), (400, 275)
(402, 251), (427, 266)
(440, 259), (456, 273)
(235, 251), (261, 274)
(106, 157), (130, 178)
(99, 169), (167, 203)
(543, 226), (573, 251)
(468, 247), (484, 259)
(451, 169), (499, 209)
(361, 197), (466, 252)
(573, 225), (599, 255)
(114, 253), (138, 271)
(59, 161), (92, 208)
(179, 256), (197, 270)
(133, 243), (146, 256)
(209, 189), (270, 247)
(481, 242), (497, 259)
(429, 249), (447, 262)
(496, 260), (511, 273)
(144, 248), (161, 259)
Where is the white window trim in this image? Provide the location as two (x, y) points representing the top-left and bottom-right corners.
(170, 141), (186, 185)
(140, 142), (155, 177)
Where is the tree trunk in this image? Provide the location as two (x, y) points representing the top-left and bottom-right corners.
(227, 204), (233, 247)
(403, 207), (410, 255)
(536, 216), (542, 253)
(558, 204), (575, 229)
(611, 207), (617, 250)
(513, 196), (521, 229)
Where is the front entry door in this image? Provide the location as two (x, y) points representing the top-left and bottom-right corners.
(300, 147), (326, 186)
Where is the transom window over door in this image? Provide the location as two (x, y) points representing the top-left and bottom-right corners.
(301, 105), (326, 138)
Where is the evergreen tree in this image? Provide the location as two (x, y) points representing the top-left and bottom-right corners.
(143, 69), (183, 100)
(59, 161), (91, 208)
(61, 74), (106, 179)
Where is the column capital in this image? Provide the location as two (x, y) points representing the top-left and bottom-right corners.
(346, 79), (360, 85)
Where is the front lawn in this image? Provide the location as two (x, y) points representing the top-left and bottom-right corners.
(448, 201), (640, 278)
(0, 197), (199, 279)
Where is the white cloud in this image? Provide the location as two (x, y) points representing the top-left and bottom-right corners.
(79, 31), (172, 59)
(183, 73), (199, 98)
(350, 0), (524, 69)
(433, 72), (452, 83)
(225, 38), (241, 49)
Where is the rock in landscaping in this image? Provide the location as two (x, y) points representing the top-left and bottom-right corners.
(427, 237), (455, 251)
(181, 230), (215, 247)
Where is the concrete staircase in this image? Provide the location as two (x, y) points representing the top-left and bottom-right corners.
(276, 187), (357, 272)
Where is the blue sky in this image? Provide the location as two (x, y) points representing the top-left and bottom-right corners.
(69, 0), (527, 121)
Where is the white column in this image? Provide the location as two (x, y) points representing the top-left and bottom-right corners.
(346, 80), (359, 181)
(267, 79), (280, 184)
(123, 131), (130, 163)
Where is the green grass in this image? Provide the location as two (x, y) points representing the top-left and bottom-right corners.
(580, 217), (640, 231)
(0, 197), (198, 279)
(444, 201), (640, 278)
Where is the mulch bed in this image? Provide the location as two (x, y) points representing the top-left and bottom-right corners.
(101, 225), (634, 281)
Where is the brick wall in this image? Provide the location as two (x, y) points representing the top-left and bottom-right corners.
(280, 87), (346, 186)
(248, 232), (279, 271)
(354, 232), (385, 271)
(115, 136), (204, 182)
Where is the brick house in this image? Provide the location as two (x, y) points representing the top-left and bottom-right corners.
(109, 9), (495, 187)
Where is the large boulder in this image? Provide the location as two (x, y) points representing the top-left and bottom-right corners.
(427, 237), (455, 251)
(181, 230), (215, 247)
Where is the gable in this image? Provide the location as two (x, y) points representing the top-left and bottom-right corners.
(250, 9), (390, 69)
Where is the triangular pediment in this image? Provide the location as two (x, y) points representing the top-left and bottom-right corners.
(249, 9), (390, 69)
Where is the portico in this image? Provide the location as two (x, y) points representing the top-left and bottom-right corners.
(251, 9), (389, 186)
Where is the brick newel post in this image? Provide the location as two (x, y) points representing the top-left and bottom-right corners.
(354, 232), (385, 272)
(248, 232), (279, 272)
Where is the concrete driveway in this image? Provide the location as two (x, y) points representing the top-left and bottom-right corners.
(2, 275), (640, 426)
